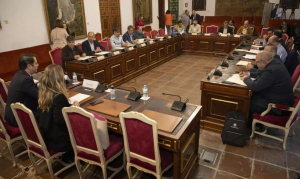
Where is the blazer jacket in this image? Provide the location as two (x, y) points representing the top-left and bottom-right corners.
(82, 40), (105, 55)
(218, 26), (233, 34)
(5, 70), (39, 126)
(61, 45), (84, 70)
(190, 13), (201, 25)
(236, 26), (253, 36)
(244, 59), (294, 109)
(38, 93), (72, 152)
(123, 31), (137, 44)
(189, 24), (201, 33)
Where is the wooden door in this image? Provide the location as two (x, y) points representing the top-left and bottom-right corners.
(158, 0), (165, 29)
(99, 0), (122, 38)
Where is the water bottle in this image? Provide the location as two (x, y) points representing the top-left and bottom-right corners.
(143, 85), (148, 98)
(110, 85), (116, 100)
(72, 72), (78, 83)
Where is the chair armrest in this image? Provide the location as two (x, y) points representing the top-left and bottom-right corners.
(261, 103), (294, 116)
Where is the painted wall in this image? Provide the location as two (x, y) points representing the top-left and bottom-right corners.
(0, 0), (159, 53)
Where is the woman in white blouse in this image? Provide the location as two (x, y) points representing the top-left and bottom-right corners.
(51, 19), (68, 49)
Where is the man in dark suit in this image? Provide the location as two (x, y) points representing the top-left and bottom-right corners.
(123, 25), (138, 44)
(274, 29), (289, 52)
(61, 35), (86, 71)
(82, 31), (105, 55)
(240, 51), (294, 127)
(218, 21), (233, 35)
(190, 10), (201, 25)
(5, 54), (39, 126)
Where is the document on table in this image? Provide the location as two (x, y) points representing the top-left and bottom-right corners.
(69, 93), (91, 104)
(235, 49), (248, 52)
(251, 45), (263, 48)
(225, 74), (246, 86)
(78, 56), (92, 61)
(246, 49), (260, 54)
(243, 54), (256, 59)
(137, 39), (145, 43)
(114, 47), (125, 50)
(236, 61), (251, 66)
(95, 51), (110, 55)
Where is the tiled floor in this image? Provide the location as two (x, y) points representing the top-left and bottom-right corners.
(1, 55), (300, 179)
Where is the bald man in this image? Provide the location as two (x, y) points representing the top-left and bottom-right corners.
(82, 31), (105, 55)
(240, 51), (294, 127)
(237, 20), (253, 36)
(268, 35), (288, 63)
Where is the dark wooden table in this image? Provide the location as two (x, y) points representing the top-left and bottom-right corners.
(72, 86), (202, 179)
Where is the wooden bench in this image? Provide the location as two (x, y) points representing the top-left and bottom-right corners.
(0, 44), (52, 81)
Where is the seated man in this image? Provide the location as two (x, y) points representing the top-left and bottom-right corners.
(218, 21), (233, 35)
(237, 20), (253, 36)
(123, 25), (138, 44)
(110, 27), (128, 49)
(274, 29), (289, 52)
(82, 31), (105, 55)
(133, 26), (151, 40)
(240, 51), (294, 127)
(189, 19), (201, 33)
(61, 35), (86, 71)
(5, 54), (39, 126)
(173, 20), (186, 35)
(268, 35), (287, 63)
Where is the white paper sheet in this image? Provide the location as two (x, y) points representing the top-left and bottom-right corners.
(251, 45), (263, 48)
(114, 47), (125, 50)
(78, 56), (92, 61)
(137, 39), (145, 43)
(243, 54), (256, 59)
(236, 61), (251, 66)
(234, 35), (242, 38)
(235, 49), (248, 52)
(246, 49), (260, 54)
(225, 74), (246, 86)
(69, 93), (91, 104)
(95, 51), (110, 55)
(141, 96), (150, 100)
(156, 37), (164, 39)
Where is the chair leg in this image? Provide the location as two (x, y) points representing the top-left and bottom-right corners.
(101, 165), (107, 179)
(75, 158), (83, 179)
(46, 159), (55, 179)
(28, 152), (39, 175)
(250, 121), (256, 139)
(7, 141), (17, 167)
(283, 129), (289, 150)
(127, 164), (133, 179)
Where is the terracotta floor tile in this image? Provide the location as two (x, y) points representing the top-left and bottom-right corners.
(251, 161), (287, 179)
(214, 171), (244, 179)
(190, 164), (216, 179)
(286, 137), (300, 155)
(288, 170), (300, 179)
(199, 130), (226, 151)
(225, 140), (257, 159)
(218, 152), (252, 178)
(287, 152), (300, 172)
(255, 145), (287, 168)
(198, 145), (222, 168)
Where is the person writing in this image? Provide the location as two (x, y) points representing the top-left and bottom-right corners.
(123, 25), (138, 44)
(110, 27), (128, 49)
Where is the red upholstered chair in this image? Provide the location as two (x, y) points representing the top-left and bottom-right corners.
(142, 26), (152, 33)
(250, 97), (300, 150)
(99, 40), (109, 51)
(206, 25), (219, 34)
(144, 32), (151, 38)
(95, 33), (102, 41)
(170, 26), (174, 34)
(0, 114), (27, 167)
(77, 43), (82, 50)
(119, 111), (173, 178)
(292, 65), (300, 92)
(102, 38), (112, 50)
(150, 30), (158, 39)
(260, 28), (268, 38)
(11, 103), (74, 178)
(282, 34), (289, 44)
(201, 25), (204, 33)
(62, 106), (125, 179)
(0, 78), (8, 109)
(49, 48), (63, 66)
(287, 37), (294, 47)
(158, 28), (165, 37)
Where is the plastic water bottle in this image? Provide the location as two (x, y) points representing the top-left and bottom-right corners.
(72, 72), (78, 83)
(143, 85), (148, 98)
(110, 85), (116, 100)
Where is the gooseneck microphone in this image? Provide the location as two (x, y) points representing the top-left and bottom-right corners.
(162, 93), (182, 102)
(162, 93), (187, 111)
(118, 86), (141, 101)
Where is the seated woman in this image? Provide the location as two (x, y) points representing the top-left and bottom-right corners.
(38, 64), (78, 162)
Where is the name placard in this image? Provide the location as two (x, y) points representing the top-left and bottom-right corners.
(128, 47), (134, 51)
(82, 79), (99, 89)
(159, 38), (163, 41)
(192, 33), (197, 35)
(140, 43), (146, 47)
(221, 34), (229, 37)
(167, 36), (171, 39)
(234, 35), (241, 38)
(204, 33), (211, 36)
(97, 56), (104, 60)
(113, 51), (120, 55)
(149, 40), (154, 44)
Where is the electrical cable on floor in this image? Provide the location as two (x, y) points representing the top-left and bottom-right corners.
(11, 158), (43, 179)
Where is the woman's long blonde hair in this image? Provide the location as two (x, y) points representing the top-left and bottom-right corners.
(38, 64), (68, 112)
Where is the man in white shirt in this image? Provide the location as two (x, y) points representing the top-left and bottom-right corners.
(188, 19), (201, 33)
(268, 35), (287, 63)
(110, 27), (128, 49)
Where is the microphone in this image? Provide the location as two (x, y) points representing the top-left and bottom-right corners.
(221, 60), (229, 68)
(117, 87), (141, 101)
(162, 93), (187, 111)
(95, 84), (108, 93)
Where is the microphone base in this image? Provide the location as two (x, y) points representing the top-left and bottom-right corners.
(95, 84), (108, 93)
(171, 101), (186, 111)
(127, 91), (141, 101)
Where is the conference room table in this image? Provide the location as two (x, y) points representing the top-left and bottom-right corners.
(70, 86), (202, 179)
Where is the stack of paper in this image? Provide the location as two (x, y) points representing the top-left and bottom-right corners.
(137, 39), (145, 44)
(114, 47), (125, 50)
(69, 93), (91, 104)
(246, 49), (260, 54)
(78, 56), (91, 61)
(225, 74), (246, 86)
(95, 51), (110, 55)
(243, 54), (256, 59)
(235, 49), (248, 52)
(251, 45), (262, 48)
(236, 61), (251, 66)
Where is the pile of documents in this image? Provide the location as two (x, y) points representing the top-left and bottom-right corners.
(225, 74), (246, 86)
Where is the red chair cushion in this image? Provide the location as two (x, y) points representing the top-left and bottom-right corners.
(253, 113), (290, 127)
(77, 135), (124, 163)
(144, 32), (150, 38)
(158, 29), (165, 37)
(99, 41), (109, 51)
(77, 44), (82, 50)
(29, 145), (56, 157)
(206, 26), (218, 34)
(2, 121), (21, 139)
(90, 111), (106, 121)
(50, 48), (63, 66)
(151, 31), (158, 39)
(130, 148), (173, 172)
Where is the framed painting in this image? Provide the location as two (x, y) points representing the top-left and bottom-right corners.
(42, 0), (87, 42)
(192, 0), (206, 11)
(279, 0), (300, 9)
(132, 0), (152, 25)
